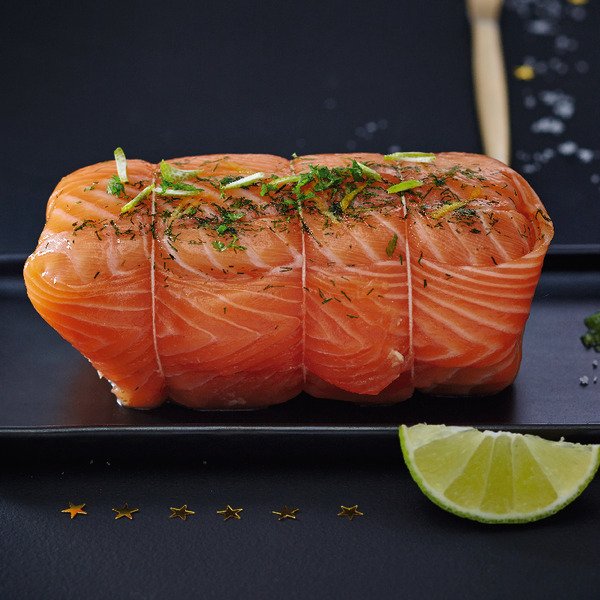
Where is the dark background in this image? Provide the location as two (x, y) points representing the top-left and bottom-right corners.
(2, 1), (600, 599)
(2, 0), (599, 256)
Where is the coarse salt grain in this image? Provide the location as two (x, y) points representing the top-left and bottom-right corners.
(527, 19), (556, 35)
(577, 148), (595, 163)
(558, 141), (578, 155)
(539, 90), (575, 118)
(531, 117), (565, 134)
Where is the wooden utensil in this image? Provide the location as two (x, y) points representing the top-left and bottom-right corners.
(466, 0), (510, 165)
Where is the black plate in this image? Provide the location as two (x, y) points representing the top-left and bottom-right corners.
(2, 253), (599, 459)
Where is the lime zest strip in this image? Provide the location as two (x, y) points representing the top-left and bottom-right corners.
(114, 147), (128, 183)
(263, 175), (302, 190)
(221, 172), (266, 190)
(384, 152), (436, 163)
(154, 185), (201, 197)
(387, 180), (424, 194)
(340, 182), (368, 211)
(430, 200), (469, 219)
(121, 183), (154, 213)
(272, 175), (302, 185)
(430, 186), (481, 219)
(356, 161), (382, 181)
(160, 160), (204, 182)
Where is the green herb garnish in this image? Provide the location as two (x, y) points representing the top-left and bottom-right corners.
(386, 234), (398, 258)
(107, 174), (126, 197)
(581, 312), (600, 352)
(212, 235), (247, 252)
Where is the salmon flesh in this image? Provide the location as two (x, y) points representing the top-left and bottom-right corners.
(24, 152), (553, 409)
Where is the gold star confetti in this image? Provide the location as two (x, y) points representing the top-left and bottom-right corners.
(217, 505), (243, 520)
(61, 502), (87, 519)
(272, 505), (299, 520)
(513, 65), (535, 81)
(112, 503), (139, 520)
(337, 505), (364, 520)
(169, 505), (195, 520)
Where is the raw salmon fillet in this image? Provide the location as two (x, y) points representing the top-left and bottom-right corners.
(24, 151), (553, 409)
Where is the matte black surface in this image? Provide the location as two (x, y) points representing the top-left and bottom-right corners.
(2, 259), (600, 449)
(3, 453), (600, 600)
(2, 2), (600, 599)
(3, 268), (600, 600)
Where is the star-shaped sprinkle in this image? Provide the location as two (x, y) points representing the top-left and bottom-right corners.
(62, 502), (87, 519)
(217, 505), (243, 520)
(337, 505), (364, 520)
(272, 505), (299, 520)
(169, 505), (195, 520)
(112, 503), (139, 520)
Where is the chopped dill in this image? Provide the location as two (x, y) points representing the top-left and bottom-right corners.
(106, 175), (126, 197)
(386, 234), (398, 258)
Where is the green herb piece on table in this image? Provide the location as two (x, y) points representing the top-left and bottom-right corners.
(581, 311), (600, 352)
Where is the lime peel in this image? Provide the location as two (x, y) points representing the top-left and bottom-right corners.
(121, 183), (154, 213)
(114, 147), (128, 183)
(154, 186), (200, 197)
(384, 151), (436, 163)
(355, 161), (382, 181)
(221, 172), (266, 190)
(160, 160), (204, 182)
(399, 423), (600, 524)
(387, 180), (424, 194)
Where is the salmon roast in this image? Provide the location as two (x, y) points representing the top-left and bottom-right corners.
(24, 150), (553, 409)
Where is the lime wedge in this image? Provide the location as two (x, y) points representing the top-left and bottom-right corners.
(399, 424), (600, 524)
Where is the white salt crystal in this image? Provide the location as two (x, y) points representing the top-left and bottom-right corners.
(531, 117), (565, 135)
(558, 141), (578, 155)
(577, 148), (595, 163)
(527, 19), (555, 35)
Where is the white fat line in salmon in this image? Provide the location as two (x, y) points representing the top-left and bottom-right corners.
(289, 158), (309, 388)
(150, 176), (165, 382)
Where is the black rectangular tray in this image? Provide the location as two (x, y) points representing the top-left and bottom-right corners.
(1, 252), (599, 459)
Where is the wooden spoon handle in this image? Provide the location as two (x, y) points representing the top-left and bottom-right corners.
(470, 17), (510, 164)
